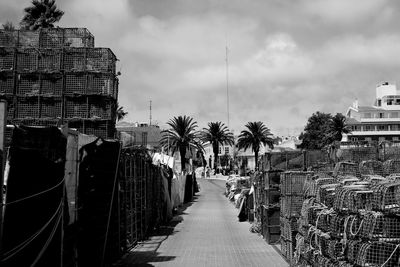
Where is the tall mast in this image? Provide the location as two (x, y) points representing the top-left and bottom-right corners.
(226, 44), (230, 128)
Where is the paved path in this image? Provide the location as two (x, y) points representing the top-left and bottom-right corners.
(119, 178), (288, 267)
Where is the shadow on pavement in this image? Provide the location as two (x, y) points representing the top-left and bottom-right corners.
(114, 195), (199, 266)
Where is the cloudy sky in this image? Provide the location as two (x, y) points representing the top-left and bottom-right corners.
(2, 0), (400, 136)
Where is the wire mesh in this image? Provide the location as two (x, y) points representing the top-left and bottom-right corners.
(0, 47), (15, 70)
(0, 71), (14, 94)
(40, 97), (62, 119)
(88, 97), (115, 120)
(87, 73), (117, 97)
(17, 73), (40, 95)
(65, 73), (86, 95)
(38, 49), (61, 72)
(86, 48), (116, 73)
(281, 171), (313, 195)
(16, 48), (37, 72)
(65, 97), (88, 119)
(281, 194), (304, 219)
(41, 73), (63, 96)
(67, 119), (115, 139)
(16, 96), (39, 119)
(0, 28), (94, 48)
(64, 48), (86, 72)
(356, 242), (400, 267)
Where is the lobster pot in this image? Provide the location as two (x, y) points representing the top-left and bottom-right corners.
(16, 96), (39, 119)
(359, 160), (384, 176)
(303, 175), (336, 198)
(280, 216), (298, 241)
(0, 71), (14, 95)
(333, 161), (359, 177)
(65, 72), (87, 95)
(38, 49), (62, 72)
(316, 183), (339, 207)
(281, 171), (313, 195)
(63, 48), (86, 72)
(372, 182), (400, 213)
(0, 30), (19, 47)
(16, 48), (37, 72)
(361, 212), (400, 240)
(65, 97), (88, 119)
(347, 240), (363, 264)
(0, 47), (15, 70)
(86, 48), (116, 73)
(383, 159), (400, 176)
(280, 237), (295, 264)
(41, 73), (63, 96)
(263, 169), (282, 189)
(87, 73), (117, 98)
(88, 96), (115, 120)
(68, 119), (115, 139)
(280, 195), (304, 219)
(355, 242), (400, 267)
(263, 189), (280, 207)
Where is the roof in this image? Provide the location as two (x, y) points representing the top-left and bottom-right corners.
(356, 106), (384, 112)
(345, 117), (362, 125)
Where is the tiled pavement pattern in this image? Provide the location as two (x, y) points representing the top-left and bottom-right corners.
(119, 178), (288, 267)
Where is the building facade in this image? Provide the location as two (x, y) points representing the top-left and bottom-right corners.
(344, 82), (400, 142)
(116, 121), (161, 150)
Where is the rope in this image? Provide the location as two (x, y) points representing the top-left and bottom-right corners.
(3, 178), (65, 206)
(30, 206), (63, 267)
(101, 142), (122, 267)
(350, 216), (363, 236)
(380, 244), (400, 267)
(1, 200), (62, 261)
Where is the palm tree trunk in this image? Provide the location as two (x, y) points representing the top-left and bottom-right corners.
(254, 150), (259, 170)
(180, 147), (186, 173)
(213, 143), (219, 172)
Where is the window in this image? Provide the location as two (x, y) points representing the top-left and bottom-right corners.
(378, 125), (386, 131)
(219, 146), (222, 154)
(142, 132), (148, 146)
(393, 137), (399, 141)
(365, 137), (372, 142)
(378, 99), (382, 106)
(225, 147), (229, 154)
(351, 137), (358, 142)
(365, 125), (372, 131)
(379, 113), (384, 118)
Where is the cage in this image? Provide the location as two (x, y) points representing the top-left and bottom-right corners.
(0, 71), (14, 95)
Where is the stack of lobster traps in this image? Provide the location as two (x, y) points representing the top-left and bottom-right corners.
(292, 160), (400, 267)
(0, 28), (118, 140)
(280, 171), (313, 264)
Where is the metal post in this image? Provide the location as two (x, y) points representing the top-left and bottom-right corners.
(0, 100), (7, 257)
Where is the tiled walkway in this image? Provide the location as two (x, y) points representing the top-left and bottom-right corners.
(119, 178), (288, 267)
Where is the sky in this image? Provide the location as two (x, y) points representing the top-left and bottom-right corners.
(2, 0), (400, 136)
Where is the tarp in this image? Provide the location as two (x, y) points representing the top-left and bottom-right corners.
(2, 126), (67, 267)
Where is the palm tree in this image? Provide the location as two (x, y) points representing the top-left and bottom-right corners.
(237, 121), (274, 170)
(328, 113), (351, 142)
(116, 105), (128, 121)
(20, 0), (64, 30)
(200, 122), (234, 171)
(160, 116), (203, 172)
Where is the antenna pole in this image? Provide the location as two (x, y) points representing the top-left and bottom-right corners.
(226, 45), (230, 128)
(149, 100), (152, 126)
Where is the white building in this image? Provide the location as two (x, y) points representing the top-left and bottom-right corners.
(344, 82), (400, 142)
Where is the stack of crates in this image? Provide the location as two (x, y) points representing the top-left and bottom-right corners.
(280, 171), (313, 264)
(261, 169), (282, 244)
(0, 28), (118, 139)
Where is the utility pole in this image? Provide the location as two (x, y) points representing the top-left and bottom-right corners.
(226, 44), (230, 129)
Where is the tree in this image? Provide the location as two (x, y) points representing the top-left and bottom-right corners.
(200, 121), (234, 171)
(299, 112), (333, 150)
(237, 121), (274, 170)
(328, 113), (351, 142)
(299, 112), (351, 149)
(160, 116), (203, 172)
(20, 0), (64, 30)
(2, 21), (15, 30)
(116, 105), (128, 121)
